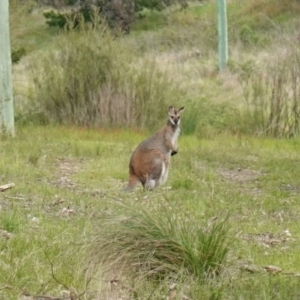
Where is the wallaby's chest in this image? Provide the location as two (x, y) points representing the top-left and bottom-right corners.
(170, 127), (180, 148)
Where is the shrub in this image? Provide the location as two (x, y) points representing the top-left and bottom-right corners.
(30, 19), (182, 129)
(183, 98), (238, 136)
(89, 200), (230, 282)
(240, 46), (300, 137)
(43, 0), (190, 33)
(239, 24), (261, 45)
(242, 0), (300, 18)
(43, 10), (70, 28)
(43, 1), (135, 33)
(11, 47), (26, 64)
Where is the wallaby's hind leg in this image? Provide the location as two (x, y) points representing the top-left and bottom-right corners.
(159, 161), (169, 186)
(143, 157), (164, 191)
(145, 159), (169, 190)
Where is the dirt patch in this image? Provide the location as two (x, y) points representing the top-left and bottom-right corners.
(280, 184), (300, 194)
(53, 158), (81, 188)
(218, 167), (263, 195)
(240, 230), (293, 249)
(218, 168), (261, 184)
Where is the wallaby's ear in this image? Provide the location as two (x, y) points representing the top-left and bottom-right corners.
(178, 107), (185, 114)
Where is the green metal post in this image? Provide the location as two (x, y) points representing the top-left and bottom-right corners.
(217, 0), (228, 71)
(0, 0), (14, 135)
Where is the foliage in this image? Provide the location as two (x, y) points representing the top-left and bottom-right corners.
(11, 47), (26, 63)
(183, 98), (238, 136)
(242, 0), (300, 18)
(43, 5), (103, 30)
(43, 10), (70, 28)
(30, 19), (182, 129)
(240, 47), (300, 137)
(136, 0), (188, 11)
(43, 0), (189, 32)
(9, 0), (34, 58)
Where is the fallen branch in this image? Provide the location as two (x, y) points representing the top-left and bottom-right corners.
(21, 291), (68, 300)
(0, 183), (15, 192)
(32, 295), (64, 300)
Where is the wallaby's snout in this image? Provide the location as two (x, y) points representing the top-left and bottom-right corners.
(171, 116), (179, 125)
(124, 106), (184, 191)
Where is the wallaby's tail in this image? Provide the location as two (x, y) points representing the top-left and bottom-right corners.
(122, 174), (139, 192)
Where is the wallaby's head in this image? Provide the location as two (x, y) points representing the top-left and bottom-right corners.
(168, 106), (184, 126)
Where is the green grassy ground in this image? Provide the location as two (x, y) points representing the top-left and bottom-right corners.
(1, 126), (300, 299)
(5, 0), (300, 298)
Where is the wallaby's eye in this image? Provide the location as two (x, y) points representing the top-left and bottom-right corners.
(178, 116), (180, 119)
(171, 116), (174, 119)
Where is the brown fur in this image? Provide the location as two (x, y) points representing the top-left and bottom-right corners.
(124, 106), (184, 191)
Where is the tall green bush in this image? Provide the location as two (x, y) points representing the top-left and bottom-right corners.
(43, 0), (189, 33)
(183, 98), (238, 136)
(31, 19), (182, 129)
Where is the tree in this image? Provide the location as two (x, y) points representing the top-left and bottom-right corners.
(43, 0), (188, 33)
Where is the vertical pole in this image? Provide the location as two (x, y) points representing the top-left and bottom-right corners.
(0, 0), (15, 135)
(217, 0), (228, 71)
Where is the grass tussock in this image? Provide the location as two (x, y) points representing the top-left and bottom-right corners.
(240, 46), (300, 137)
(242, 0), (300, 18)
(30, 17), (183, 129)
(90, 200), (230, 284)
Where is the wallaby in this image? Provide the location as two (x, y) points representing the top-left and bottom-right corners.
(125, 106), (184, 191)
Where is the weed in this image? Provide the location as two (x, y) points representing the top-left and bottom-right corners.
(0, 212), (20, 233)
(28, 152), (41, 166)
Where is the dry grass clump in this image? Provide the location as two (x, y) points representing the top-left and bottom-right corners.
(240, 46), (300, 137)
(242, 0), (300, 17)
